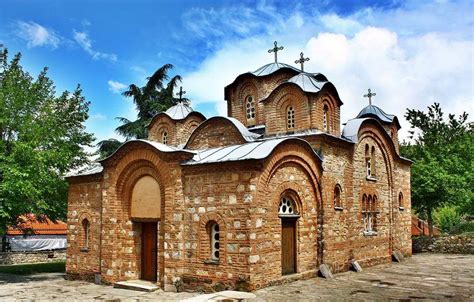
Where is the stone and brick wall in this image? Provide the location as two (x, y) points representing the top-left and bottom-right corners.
(0, 250), (66, 265)
(226, 71), (297, 128)
(185, 118), (247, 150)
(65, 175), (103, 281)
(148, 114), (204, 147)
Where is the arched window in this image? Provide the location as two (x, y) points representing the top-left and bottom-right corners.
(208, 221), (220, 260)
(334, 185), (342, 208)
(161, 131), (168, 144)
(286, 106), (295, 130)
(323, 105), (329, 132)
(279, 196), (298, 216)
(365, 145), (371, 177)
(399, 192), (404, 209)
(362, 194), (377, 234)
(371, 146), (376, 177)
(82, 219), (90, 249)
(245, 95), (256, 122)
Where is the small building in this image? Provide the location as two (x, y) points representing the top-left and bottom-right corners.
(6, 215), (67, 251)
(411, 216), (441, 237)
(65, 45), (412, 291)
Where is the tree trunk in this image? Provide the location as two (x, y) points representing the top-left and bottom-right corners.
(427, 208), (434, 237)
(1, 235), (6, 252)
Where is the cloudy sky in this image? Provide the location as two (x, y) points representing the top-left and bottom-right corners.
(1, 0), (473, 145)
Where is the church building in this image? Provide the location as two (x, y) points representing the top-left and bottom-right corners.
(65, 42), (412, 292)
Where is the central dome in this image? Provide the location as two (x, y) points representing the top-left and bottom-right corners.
(165, 102), (193, 120)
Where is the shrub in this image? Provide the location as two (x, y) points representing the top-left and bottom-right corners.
(433, 206), (461, 232)
(449, 221), (474, 235)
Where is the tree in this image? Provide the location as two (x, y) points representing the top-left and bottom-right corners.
(97, 64), (187, 156)
(0, 49), (94, 239)
(401, 103), (473, 236)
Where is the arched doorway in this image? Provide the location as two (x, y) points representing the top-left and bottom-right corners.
(130, 175), (161, 282)
(279, 195), (299, 275)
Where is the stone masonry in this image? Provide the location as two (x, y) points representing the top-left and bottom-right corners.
(65, 59), (412, 292)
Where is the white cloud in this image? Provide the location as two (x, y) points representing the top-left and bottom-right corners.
(73, 30), (117, 61)
(90, 113), (107, 120)
(14, 21), (61, 48)
(108, 80), (127, 94)
(182, 1), (474, 139)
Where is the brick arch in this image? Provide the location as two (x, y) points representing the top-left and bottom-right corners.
(265, 85), (311, 134)
(257, 143), (323, 211)
(198, 212), (227, 264)
(236, 80), (259, 126)
(149, 119), (176, 144)
(254, 142), (324, 272)
(180, 117), (202, 145)
(117, 162), (166, 221)
(256, 142), (323, 233)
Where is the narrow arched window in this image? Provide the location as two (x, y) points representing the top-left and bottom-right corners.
(209, 221), (220, 260)
(371, 146), (376, 177)
(399, 192), (404, 209)
(334, 185), (342, 208)
(365, 145), (371, 177)
(161, 131), (168, 144)
(323, 104), (329, 132)
(245, 95), (256, 122)
(286, 106), (295, 130)
(82, 219), (90, 249)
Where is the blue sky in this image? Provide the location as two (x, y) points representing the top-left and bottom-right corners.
(1, 0), (473, 148)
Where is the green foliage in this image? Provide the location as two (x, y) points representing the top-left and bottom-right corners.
(0, 49), (94, 234)
(0, 261), (65, 274)
(433, 206), (461, 232)
(401, 102), (474, 235)
(449, 221), (474, 235)
(97, 64), (185, 158)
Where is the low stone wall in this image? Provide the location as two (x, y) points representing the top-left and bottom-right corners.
(0, 250), (66, 265)
(412, 234), (474, 254)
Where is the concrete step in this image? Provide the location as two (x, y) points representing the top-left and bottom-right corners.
(113, 279), (159, 292)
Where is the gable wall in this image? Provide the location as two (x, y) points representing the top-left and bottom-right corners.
(227, 71), (296, 127)
(186, 119), (246, 150)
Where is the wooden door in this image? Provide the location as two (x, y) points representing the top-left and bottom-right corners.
(141, 222), (157, 281)
(281, 219), (296, 275)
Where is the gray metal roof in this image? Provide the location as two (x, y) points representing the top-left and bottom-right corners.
(355, 105), (400, 128)
(341, 118), (369, 143)
(251, 62), (301, 77)
(286, 73), (328, 93)
(225, 117), (261, 141)
(165, 102), (194, 120)
(183, 137), (317, 165)
(66, 162), (103, 177)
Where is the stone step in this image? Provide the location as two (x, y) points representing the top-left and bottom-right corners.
(113, 280), (159, 292)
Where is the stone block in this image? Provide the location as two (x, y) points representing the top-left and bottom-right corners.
(392, 250), (404, 262)
(351, 260), (363, 272)
(319, 264), (333, 279)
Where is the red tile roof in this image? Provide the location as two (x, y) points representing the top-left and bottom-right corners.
(7, 214), (67, 235)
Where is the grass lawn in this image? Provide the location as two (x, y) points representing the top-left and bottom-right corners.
(0, 261), (65, 275)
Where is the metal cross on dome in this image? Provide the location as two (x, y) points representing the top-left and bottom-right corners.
(364, 88), (376, 105)
(295, 52), (310, 71)
(268, 41), (284, 63)
(176, 86), (186, 101)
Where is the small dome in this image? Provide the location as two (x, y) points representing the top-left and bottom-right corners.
(165, 102), (193, 120)
(287, 73), (328, 93)
(251, 62), (300, 77)
(355, 105), (400, 129)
